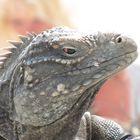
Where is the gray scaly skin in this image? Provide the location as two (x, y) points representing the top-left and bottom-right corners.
(0, 27), (138, 140)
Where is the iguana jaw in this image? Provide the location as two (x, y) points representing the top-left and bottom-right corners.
(43, 50), (137, 132)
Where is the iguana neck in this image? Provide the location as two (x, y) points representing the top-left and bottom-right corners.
(16, 81), (103, 140)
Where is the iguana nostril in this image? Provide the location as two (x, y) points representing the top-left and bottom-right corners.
(116, 37), (122, 43)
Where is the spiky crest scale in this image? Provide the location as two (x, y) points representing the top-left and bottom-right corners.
(0, 33), (36, 75)
(7, 41), (22, 48)
(18, 35), (29, 43)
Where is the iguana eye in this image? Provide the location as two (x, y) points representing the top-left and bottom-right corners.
(63, 47), (76, 55)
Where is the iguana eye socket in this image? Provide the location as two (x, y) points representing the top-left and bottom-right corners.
(63, 47), (76, 55)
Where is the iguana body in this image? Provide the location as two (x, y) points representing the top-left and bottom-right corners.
(0, 27), (138, 140)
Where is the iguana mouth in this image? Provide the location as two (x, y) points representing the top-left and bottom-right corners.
(34, 50), (137, 86)
(61, 50), (137, 76)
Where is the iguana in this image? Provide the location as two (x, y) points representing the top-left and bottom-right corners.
(0, 27), (139, 140)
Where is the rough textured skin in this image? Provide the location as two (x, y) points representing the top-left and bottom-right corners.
(0, 27), (138, 140)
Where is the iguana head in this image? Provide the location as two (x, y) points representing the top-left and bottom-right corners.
(4, 27), (137, 127)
